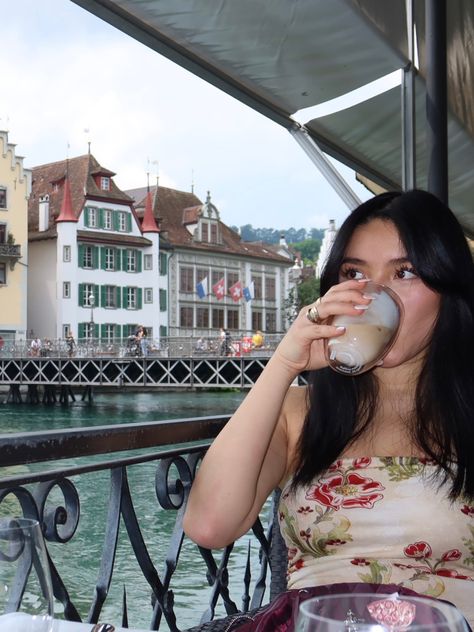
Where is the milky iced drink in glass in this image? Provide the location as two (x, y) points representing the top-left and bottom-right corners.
(325, 282), (403, 375)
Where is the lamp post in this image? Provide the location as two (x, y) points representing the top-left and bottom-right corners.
(288, 260), (303, 325)
(88, 292), (95, 338)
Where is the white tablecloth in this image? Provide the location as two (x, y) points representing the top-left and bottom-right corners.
(0, 613), (146, 632)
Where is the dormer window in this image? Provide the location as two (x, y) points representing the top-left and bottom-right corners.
(201, 221), (209, 242)
(100, 177), (110, 191)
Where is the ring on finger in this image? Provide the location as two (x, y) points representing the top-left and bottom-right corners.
(306, 304), (320, 324)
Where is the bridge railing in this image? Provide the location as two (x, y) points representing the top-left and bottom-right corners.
(0, 416), (279, 631)
(0, 335), (282, 359)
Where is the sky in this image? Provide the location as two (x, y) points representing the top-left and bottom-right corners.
(1, 0), (373, 231)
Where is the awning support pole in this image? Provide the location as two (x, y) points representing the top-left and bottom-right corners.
(426, 0), (448, 203)
(401, 0), (416, 190)
(289, 124), (362, 211)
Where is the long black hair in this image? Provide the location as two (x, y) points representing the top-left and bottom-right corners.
(292, 190), (474, 499)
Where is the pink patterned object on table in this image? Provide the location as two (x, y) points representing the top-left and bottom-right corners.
(367, 596), (416, 630)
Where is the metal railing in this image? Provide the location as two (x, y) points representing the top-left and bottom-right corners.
(0, 335), (282, 359)
(0, 416), (278, 631)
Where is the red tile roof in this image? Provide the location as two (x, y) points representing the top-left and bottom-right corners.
(28, 154), (133, 236)
(128, 185), (293, 264)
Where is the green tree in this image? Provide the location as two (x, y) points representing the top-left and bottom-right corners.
(283, 277), (321, 327)
(292, 239), (322, 265)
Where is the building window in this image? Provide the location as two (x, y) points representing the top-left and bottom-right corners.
(105, 285), (117, 309)
(63, 282), (71, 298)
(252, 276), (263, 299)
(105, 247), (115, 271)
(212, 308), (224, 329)
(104, 209), (112, 229)
(227, 271), (239, 292)
(84, 322), (95, 339)
(83, 284), (95, 307)
(62, 324), (71, 338)
(265, 276), (276, 300)
(180, 266), (194, 292)
(159, 289), (167, 311)
(211, 270), (223, 287)
(227, 309), (239, 330)
(159, 252), (167, 275)
(103, 324), (116, 343)
(0, 263), (6, 284)
(0, 224), (6, 243)
(144, 288), (153, 304)
(252, 311), (263, 331)
(82, 246), (93, 268)
(201, 222), (209, 242)
(144, 254), (153, 270)
(0, 187), (6, 209)
(88, 207), (97, 228)
(196, 267), (208, 284)
(127, 249), (137, 272)
(127, 287), (137, 309)
(196, 307), (209, 328)
(118, 212), (127, 232)
(100, 177), (110, 191)
(266, 311), (277, 333)
(63, 245), (71, 262)
(124, 324), (138, 337)
(180, 306), (193, 328)
(210, 223), (218, 243)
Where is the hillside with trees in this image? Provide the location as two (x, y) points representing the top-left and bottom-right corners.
(230, 224), (325, 266)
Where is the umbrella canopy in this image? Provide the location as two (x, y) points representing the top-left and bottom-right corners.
(72, 0), (474, 235)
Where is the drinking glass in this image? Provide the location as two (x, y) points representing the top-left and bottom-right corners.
(324, 281), (403, 376)
(0, 517), (55, 632)
(296, 593), (469, 632)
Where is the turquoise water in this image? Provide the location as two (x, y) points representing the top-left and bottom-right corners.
(0, 390), (272, 631)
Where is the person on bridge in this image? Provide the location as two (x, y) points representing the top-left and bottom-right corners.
(183, 190), (474, 630)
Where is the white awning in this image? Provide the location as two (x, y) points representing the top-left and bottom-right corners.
(71, 0), (474, 235)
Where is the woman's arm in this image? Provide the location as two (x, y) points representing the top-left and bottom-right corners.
(183, 280), (371, 548)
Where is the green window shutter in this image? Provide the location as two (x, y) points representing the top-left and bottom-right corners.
(78, 323), (85, 340)
(123, 287), (128, 308)
(115, 324), (121, 341)
(100, 285), (106, 307)
(94, 323), (100, 339)
(101, 324), (106, 339)
(98, 208), (104, 228)
(100, 247), (106, 270)
(92, 246), (99, 269)
(78, 284), (84, 307)
(136, 250), (142, 273)
(159, 289), (167, 311)
(160, 253), (167, 275)
(160, 325), (167, 337)
(126, 213), (132, 232)
(115, 248), (121, 271)
(116, 286), (121, 308)
(78, 244), (84, 267)
(112, 211), (119, 231)
(84, 207), (90, 227)
(137, 288), (143, 309)
(122, 249), (128, 271)
(94, 285), (100, 307)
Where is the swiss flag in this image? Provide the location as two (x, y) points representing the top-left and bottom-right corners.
(212, 277), (225, 300)
(229, 280), (243, 302)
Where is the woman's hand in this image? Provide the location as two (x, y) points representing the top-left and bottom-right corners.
(275, 279), (373, 373)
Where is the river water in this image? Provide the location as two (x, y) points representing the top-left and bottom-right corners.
(0, 390), (273, 631)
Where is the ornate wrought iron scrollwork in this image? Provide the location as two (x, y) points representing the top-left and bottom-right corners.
(33, 478), (80, 543)
(155, 451), (203, 510)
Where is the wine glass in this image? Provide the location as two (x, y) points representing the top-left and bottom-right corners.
(296, 592), (469, 632)
(0, 517), (55, 632)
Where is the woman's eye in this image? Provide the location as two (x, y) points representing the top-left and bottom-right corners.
(341, 268), (365, 280)
(395, 267), (417, 279)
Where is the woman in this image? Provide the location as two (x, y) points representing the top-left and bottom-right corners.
(183, 190), (474, 628)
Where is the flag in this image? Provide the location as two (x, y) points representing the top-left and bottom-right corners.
(196, 277), (208, 299)
(212, 277), (225, 300)
(229, 280), (243, 302)
(243, 281), (255, 302)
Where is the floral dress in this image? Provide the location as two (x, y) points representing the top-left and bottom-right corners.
(278, 457), (474, 625)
